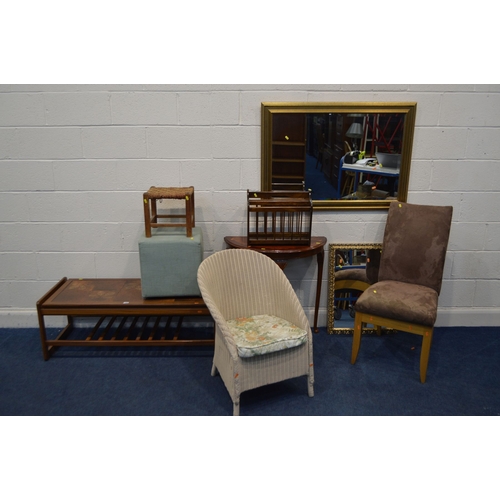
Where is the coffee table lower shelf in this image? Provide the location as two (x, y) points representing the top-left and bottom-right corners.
(36, 278), (214, 360)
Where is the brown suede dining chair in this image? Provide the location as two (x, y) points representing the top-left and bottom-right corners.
(351, 201), (453, 383)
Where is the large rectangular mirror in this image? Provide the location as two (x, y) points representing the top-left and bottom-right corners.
(261, 102), (417, 210)
(327, 243), (383, 334)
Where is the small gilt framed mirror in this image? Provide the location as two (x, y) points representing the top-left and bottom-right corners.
(327, 243), (383, 334)
(261, 102), (417, 210)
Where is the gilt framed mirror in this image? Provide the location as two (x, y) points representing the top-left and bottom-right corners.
(327, 243), (383, 334)
(261, 102), (417, 210)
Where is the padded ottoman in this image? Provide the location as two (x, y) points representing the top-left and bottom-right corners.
(138, 227), (203, 298)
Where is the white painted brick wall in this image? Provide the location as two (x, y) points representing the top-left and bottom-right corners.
(13, 127), (83, 159)
(111, 92), (178, 125)
(1, 161), (55, 191)
(147, 127), (212, 158)
(82, 127), (147, 158)
(1, 84), (499, 328)
(0, 93), (45, 126)
(44, 92), (112, 125)
(118, 160), (182, 190)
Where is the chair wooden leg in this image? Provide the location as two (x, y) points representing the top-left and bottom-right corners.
(420, 328), (433, 383)
(351, 313), (363, 364)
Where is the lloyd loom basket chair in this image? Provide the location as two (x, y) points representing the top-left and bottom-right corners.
(197, 249), (314, 416)
(351, 201), (453, 383)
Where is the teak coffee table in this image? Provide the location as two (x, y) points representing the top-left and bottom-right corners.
(36, 277), (213, 360)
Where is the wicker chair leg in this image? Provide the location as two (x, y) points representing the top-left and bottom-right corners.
(233, 400), (240, 416)
(308, 376), (314, 397)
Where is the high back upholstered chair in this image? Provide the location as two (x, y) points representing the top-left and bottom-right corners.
(197, 249), (314, 416)
(351, 201), (453, 383)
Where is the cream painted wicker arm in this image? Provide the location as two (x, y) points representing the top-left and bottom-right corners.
(195, 279), (239, 360)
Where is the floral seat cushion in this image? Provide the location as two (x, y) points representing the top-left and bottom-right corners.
(226, 314), (308, 358)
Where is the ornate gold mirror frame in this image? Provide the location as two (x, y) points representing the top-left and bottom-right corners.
(261, 102), (417, 210)
(327, 243), (383, 334)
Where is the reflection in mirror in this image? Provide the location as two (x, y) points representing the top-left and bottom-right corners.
(261, 102), (417, 210)
(327, 244), (382, 334)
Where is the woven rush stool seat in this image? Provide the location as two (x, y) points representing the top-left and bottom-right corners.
(143, 186), (195, 237)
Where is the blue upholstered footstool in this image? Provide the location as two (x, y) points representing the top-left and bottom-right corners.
(138, 227), (203, 298)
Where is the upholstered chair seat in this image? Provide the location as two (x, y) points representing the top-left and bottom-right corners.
(355, 281), (439, 327)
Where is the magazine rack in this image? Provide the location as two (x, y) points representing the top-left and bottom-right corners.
(247, 190), (313, 246)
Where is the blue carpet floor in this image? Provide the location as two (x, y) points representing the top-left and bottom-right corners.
(1, 326), (499, 416)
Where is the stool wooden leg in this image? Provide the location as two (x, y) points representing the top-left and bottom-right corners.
(191, 190), (195, 227)
(151, 199), (158, 224)
(185, 198), (193, 237)
(143, 196), (152, 237)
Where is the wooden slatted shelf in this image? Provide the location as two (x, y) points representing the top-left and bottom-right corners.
(36, 278), (213, 360)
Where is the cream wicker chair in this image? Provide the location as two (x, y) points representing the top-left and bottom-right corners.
(197, 249), (314, 416)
